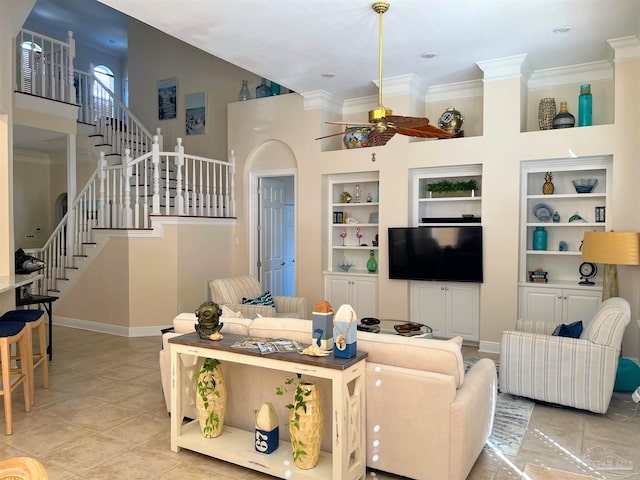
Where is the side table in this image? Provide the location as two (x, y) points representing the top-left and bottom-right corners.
(15, 293), (58, 360)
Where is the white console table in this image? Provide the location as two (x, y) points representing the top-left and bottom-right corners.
(169, 332), (367, 480)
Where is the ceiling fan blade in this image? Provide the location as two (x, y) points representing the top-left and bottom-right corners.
(396, 124), (453, 139)
(368, 128), (396, 146)
(314, 131), (352, 141)
(382, 115), (432, 129)
(325, 121), (372, 127)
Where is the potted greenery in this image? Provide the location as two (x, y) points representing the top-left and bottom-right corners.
(276, 375), (323, 469)
(425, 179), (479, 197)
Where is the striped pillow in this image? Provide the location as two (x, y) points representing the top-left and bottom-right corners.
(242, 291), (275, 307)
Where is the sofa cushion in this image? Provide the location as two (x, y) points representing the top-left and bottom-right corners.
(357, 331), (465, 388)
(248, 317), (312, 345)
(171, 313), (252, 336)
(221, 305), (243, 318)
(242, 291), (275, 307)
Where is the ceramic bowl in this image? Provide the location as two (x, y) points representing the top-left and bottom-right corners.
(572, 178), (598, 193)
(343, 127), (371, 149)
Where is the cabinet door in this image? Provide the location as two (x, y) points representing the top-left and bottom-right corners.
(445, 283), (479, 341)
(518, 287), (563, 323)
(352, 277), (378, 319)
(410, 282), (445, 336)
(563, 289), (601, 324)
(324, 275), (351, 311)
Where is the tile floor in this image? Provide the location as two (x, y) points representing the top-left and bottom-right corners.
(0, 326), (638, 479)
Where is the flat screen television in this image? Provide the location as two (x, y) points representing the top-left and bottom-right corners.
(388, 226), (483, 282)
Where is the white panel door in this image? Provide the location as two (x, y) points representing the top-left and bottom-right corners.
(283, 204), (295, 296)
(260, 178), (284, 295)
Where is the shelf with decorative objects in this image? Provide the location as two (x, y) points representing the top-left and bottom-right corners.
(410, 165), (482, 227)
(518, 157), (611, 323)
(328, 173), (380, 274)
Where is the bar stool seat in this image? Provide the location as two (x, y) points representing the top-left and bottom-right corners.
(1, 310), (47, 407)
(0, 320), (31, 435)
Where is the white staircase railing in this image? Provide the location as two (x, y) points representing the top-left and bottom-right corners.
(27, 140), (235, 294)
(82, 67), (157, 160)
(15, 29), (75, 104)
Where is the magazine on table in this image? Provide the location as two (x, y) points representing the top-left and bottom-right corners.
(231, 337), (304, 354)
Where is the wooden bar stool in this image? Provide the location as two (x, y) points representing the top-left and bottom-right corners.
(1, 310), (47, 407)
(0, 320), (31, 435)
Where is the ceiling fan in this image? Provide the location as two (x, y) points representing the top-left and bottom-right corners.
(316, 1), (454, 147)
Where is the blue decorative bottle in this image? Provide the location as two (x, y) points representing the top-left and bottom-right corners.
(578, 84), (592, 126)
(256, 78), (271, 98)
(533, 227), (547, 251)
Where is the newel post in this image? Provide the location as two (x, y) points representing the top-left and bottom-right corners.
(121, 149), (133, 228)
(152, 135), (161, 214)
(156, 128), (164, 151)
(66, 31), (76, 104)
(97, 152), (107, 227)
(174, 138), (185, 215)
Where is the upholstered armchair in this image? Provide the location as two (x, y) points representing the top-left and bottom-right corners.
(500, 297), (630, 414)
(209, 275), (307, 319)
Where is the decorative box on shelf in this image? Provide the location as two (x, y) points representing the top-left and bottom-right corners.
(528, 270), (549, 283)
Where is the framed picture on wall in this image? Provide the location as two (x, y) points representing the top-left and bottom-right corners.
(185, 92), (206, 135)
(158, 78), (177, 120)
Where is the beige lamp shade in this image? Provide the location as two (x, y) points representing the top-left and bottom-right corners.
(581, 231), (640, 265)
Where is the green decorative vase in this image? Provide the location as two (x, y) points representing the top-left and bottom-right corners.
(367, 250), (377, 273)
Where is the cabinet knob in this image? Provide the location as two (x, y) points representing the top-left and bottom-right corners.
(557, 295), (563, 299)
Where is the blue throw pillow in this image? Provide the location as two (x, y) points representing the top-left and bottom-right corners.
(552, 320), (583, 338)
(242, 291), (275, 307)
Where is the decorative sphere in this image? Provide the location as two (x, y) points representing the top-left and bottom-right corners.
(343, 127), (371, 149)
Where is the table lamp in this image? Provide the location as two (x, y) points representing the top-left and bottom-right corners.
(581, 231), (640, 301)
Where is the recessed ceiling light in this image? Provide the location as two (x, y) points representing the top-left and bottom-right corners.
(321, 73), (335, 78)
(553, 25), (573, 33)
(421, 52), (437, 59)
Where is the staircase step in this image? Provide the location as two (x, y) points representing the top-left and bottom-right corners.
(65, 266), (79, 270)
(73, 255), (88, 258)
(54, 277), (69, 281)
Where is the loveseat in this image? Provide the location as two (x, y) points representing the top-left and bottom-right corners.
(159, 314), (496, 480)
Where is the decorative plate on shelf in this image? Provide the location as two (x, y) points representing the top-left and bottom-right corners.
(533, 203), (554, 221)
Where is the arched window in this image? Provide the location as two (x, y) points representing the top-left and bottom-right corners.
(92, 65), (115, 119)
(20, 41), (43, 94)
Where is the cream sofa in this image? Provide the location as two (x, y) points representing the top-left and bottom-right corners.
(159, 314), (496, 480)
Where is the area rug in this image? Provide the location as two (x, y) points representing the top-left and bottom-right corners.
(522, 463), (600, 479)
(464, 356), (535, 457)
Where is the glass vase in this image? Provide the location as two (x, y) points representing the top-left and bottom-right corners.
(256, 78), (271, 98)
(532, 227), (547, 251)
(552, 101), (575, 129)
(367, 250), (377, 273)
(238, 80), (251, 101)
(578, 84), (592, 127)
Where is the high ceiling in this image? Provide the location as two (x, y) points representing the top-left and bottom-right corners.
(96, 0), (640, 100)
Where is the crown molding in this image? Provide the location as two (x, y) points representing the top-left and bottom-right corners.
(425, 79), (484, 103)
(13, 149), (51, 165)
(528, 61), (613, 90)
(372, 74), (426, 99)
(608, 35), (640, 62)
(476, 54), (529, 82)
(301, 90), (343, 113)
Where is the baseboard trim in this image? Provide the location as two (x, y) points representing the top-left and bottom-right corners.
(54, 316), (168, 337)
(478, 340), (500, 355)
